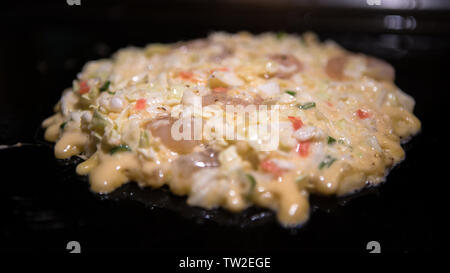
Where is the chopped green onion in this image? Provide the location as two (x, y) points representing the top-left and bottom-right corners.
(99, 80), (111, 92)
(246, 174), (256, 191)
(298, 102), (316, 110)
(276, 31), (286, 40)
(319, 155), (337, 170)
(107, 91), (116, 95)
(59, 122), (67, 130)
(244, 174), (257, 200)
(327, 136), (336, 145)
(285, 90), (296, 96)
(109, 144), (131, 155)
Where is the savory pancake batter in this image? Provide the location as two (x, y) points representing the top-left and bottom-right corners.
(42, 32), (421, 226)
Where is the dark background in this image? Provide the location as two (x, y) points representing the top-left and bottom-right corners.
(0, 0), (444, 256)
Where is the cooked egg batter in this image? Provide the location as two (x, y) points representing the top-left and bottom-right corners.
(43, 32), (420, 226)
